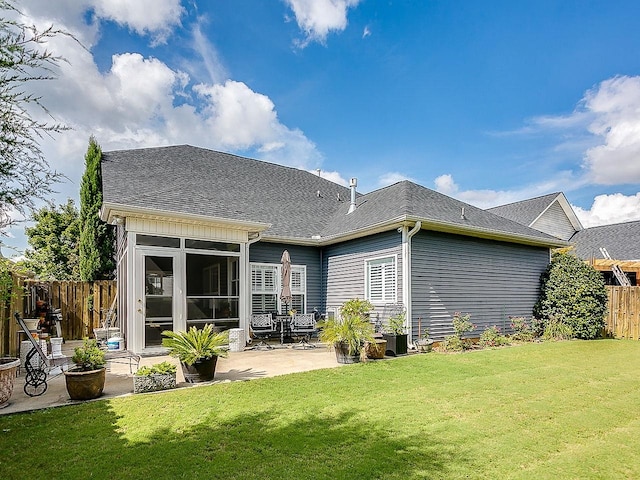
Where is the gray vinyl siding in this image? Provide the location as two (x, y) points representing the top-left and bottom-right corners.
(249, 242), (322, 314)
(531, 201), (577, 240)
(411, 231), (550, 340)
(323, 230), (402, 315)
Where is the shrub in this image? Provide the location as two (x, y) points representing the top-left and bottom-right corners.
(479, 325), (510, 348)
(441, 312), (474, 352)
(543, 316), (574, 341)
(135, 361), (177, 377)
(510, 317), (535, 342)
(71, 338), (106, 371)
(533, 252), (607, 340)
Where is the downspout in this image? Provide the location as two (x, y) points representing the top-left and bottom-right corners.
(242, 232), (263, 344)
(402, 221), (422, 347)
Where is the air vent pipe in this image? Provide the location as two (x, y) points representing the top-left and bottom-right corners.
(347, 178), (357, 214)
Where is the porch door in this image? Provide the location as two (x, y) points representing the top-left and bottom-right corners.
(143, 254), (176, 348)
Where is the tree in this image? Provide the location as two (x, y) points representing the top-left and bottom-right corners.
(79, 137), (114, 281)
(533, 251), (608, 340)
(0, 0), (69, 230)
(22, 199), (80, 279)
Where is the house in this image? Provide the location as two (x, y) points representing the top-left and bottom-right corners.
(489, 193), (640, 285)
(100, 145), (566, 354)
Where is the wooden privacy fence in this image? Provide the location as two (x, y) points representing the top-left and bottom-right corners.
(0, 277), (117, 357)
(605, 286), (640, 340)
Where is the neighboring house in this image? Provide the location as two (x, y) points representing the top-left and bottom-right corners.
(100, 145), (566, 354)
(490, 193), (640, 286)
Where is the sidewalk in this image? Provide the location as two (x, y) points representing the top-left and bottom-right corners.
(1, 342), (343, 415)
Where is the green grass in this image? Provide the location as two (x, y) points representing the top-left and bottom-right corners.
(2, 340), (640, 479)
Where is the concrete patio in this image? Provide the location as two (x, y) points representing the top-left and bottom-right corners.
(1, 340), (345, 416)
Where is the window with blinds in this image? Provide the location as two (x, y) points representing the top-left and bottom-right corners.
(250, 263), (307, 314)
(366, 256), (396, 303)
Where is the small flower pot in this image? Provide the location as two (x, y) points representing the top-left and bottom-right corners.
(415, 339), (434, 353)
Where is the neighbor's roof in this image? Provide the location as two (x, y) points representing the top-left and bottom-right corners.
(101, 145), (565, 248)
(570, 221), (640, 261)
(488, 192), (562, 226)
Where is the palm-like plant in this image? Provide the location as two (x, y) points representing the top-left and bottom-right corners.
(161, 324), (229, 366)
(317, 313), (375, 355)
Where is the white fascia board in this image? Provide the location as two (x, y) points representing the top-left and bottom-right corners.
(100, 202), (271, 232)
(530, 193), (584, 232)
(269, 215), (568, 249)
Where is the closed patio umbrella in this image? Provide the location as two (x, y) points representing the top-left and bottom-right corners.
(280, 250), (292, 312)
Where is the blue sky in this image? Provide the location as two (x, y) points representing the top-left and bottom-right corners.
(6, 0), (640, 257)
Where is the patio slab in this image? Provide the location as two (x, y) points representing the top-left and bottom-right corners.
(1, 342), (344, 416)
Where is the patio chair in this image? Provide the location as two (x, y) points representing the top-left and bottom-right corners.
(290, 313), (317, 349)
(250, 314), (275, 350)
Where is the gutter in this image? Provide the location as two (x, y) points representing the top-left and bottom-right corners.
(401, 221), (422, 348)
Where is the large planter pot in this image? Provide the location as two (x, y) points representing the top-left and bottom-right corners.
(64, 367), (106, 400)
(364, 339), (387, 359)
(382, 333), (408, 356)
(181, 356), (218, 383)
(0, 358), (20, 408)
(133, 373), (177, 394)
(334, 342), (361, 364)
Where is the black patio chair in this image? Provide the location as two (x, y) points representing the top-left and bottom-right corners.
(250, 314), (276, 350)
(290, 313), (317, 349)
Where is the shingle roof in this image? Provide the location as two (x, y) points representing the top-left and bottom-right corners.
(101, 145), (563, 246)
(570, 221), (640, 260)
(487, 192), (562, 226)
(101, 145), (352, 238)
(322, 181), (559, 242)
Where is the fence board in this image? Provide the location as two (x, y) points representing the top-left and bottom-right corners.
(605, 286), (640, 340)
(1, 278), (117, 357)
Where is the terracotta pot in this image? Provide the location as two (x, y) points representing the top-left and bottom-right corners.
(64, 367), (106, 400)
(181, 356), (218, 383)
(0, 358), (20, 408)
(334, 342), (361, 364)
(364, 339), (387, 359)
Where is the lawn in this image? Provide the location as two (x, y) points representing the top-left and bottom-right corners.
(1, 340), (639, 479)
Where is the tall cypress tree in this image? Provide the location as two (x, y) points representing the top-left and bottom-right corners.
(79, 137), (115, 281)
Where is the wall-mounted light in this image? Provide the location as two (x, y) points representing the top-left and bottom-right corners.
(112, 215), (124, 225)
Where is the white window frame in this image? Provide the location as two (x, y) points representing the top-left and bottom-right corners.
(250, 262), (307, 314)
(365, 254), (397, 304)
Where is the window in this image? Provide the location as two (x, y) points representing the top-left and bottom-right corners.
(251, 264), (279, 313)
(250, 263), (307, 314)
(366, 256), (396, 303)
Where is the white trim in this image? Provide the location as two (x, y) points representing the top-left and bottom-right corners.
(530, 193), (584, 232)
(364, 254), (398, 305)
(402, 221), (421, 345)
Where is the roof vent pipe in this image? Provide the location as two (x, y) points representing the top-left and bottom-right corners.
(348, 178), (357, 214)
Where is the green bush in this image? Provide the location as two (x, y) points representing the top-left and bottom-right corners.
(533, 252), (607, 340)
(441, 312), (474, 352)
(135, 361), (177, 377)
(509, 317), (535, 342)
(71, 338), (106, 371)
(479, 325), (510, 348)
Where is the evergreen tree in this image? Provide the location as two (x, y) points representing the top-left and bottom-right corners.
(79, 137), (114, 280)
(22, 199), (80, 279)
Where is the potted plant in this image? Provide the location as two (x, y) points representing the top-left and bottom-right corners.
(0, 357), (21, 408)
(414, 328), (434, 353)
(133, 361), (177, 393)
(382, 310), (409, 356)
(162, 324), (229, 383)
(64, 338), (106, 400)
(317, 299), (375, 364)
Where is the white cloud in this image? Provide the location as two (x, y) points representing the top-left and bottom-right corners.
(91, 0), (184, 44)
(581, 76), (640, 185)
(573, 193), (640, 227)
(379, 172), (413, 187)
(317, 170), (348, 186)
(362, 26), (371, 38)
(285, 0), (361, 47)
